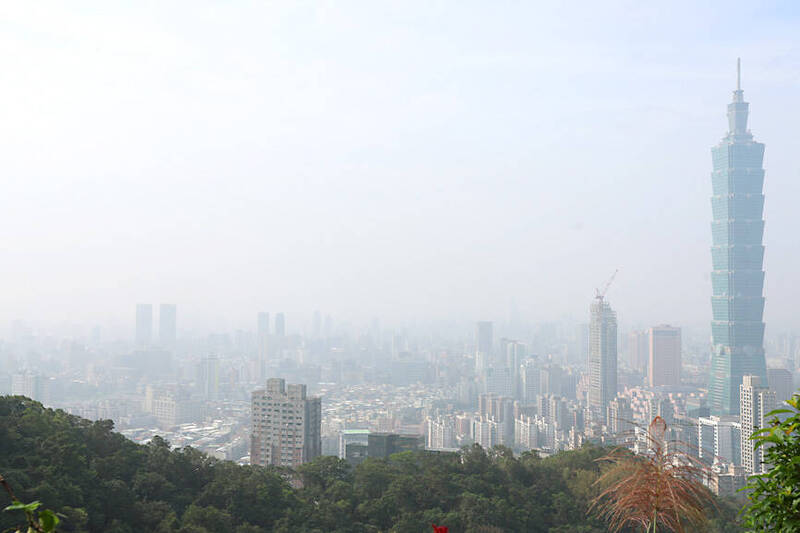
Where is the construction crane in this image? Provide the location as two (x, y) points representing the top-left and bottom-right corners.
(595, 269), (619, 301)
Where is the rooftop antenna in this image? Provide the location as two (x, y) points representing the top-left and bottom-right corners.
(737, 57), (741, 90)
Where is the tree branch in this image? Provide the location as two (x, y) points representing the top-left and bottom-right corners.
(0, 473), (17, 502)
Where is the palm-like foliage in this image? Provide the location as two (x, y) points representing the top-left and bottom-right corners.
(589, 416), (714, 532)
(742, 394), (800, 531)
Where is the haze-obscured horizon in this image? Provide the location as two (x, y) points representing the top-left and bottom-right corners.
(2, 1), (799, 335)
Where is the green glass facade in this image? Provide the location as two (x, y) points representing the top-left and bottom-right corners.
(707, 69), (768, 416)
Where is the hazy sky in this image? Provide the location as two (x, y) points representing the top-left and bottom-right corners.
(1, 1), (799, 334)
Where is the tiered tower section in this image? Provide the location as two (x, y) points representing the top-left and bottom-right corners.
(708, 60), (768, 416)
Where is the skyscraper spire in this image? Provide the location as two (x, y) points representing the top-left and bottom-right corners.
(728, 58), (748, 135)
(737, 57), (741, 91)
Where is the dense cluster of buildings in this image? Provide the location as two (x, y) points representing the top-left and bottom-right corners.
(408, 70), (791, 499)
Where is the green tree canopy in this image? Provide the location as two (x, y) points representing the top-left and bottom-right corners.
(0, 396), (745, 532)
(742, 394), (800, 531)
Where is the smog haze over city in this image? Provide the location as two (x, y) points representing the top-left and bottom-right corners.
(3, 1), (800, 335)
(2, 3), (800, 527)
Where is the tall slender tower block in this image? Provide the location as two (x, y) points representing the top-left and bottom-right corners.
(475, 321), (493, 372)
(135, 304), (153, 347)
(708, 59), (768, 415)
(739, 375), (775, 474)
(648, 325), (681, 387)
(159, 304), (177, 349)
(588, 297), (617, 421)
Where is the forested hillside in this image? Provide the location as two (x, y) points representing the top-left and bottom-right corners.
(0, 397), (742, 532)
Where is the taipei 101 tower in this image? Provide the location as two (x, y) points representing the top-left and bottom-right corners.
(707, 59), (768, 416)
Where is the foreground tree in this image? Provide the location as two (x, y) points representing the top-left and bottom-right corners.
(590, 416), (714, 532)
(742, 393), (800, 532)
(0, 397), (743, 532)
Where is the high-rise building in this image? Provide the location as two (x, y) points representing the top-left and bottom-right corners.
(708, 464), (748, 498)
(505, 341), (527, 399)
(607, 397), (633, 436)
(200, 355), (220, 400)
(647, 396), (674, 427)
(391, 333), (407, 358)
(257, 312), (270, 343)
(535, 394), (550, 420)
(150, 388), (204, 429)
(628, 330), (649, 374)
(549, 395), (569, 430)
(698, 415), (741, 466)
(539, 364), (563, 397)
(648, 325), (681, 387)
(475, 321), (493, 372)
(274, 313), (286, 337)
(708, 60), (768, 416)
(476, 321), (493, 353)
(457, 377), (478, 408)
(483, 367), (514, 398)
(521, 360), (540, 404)
(739, 375), (776, 474)
(135, 304), (153, 347)
(588, 297), (617, 421)
(561, 369), (578, 401)
(478, 393), (514, 444)
(515, 415), (539, 450)
(575, 323), (589, 365)
(472, 417), (500, 449)
(767, 368), (794, 406)
(250, 378), (321, 468)
(426, 417), (456, 450)
(11, 372), (46, 402)
(505, 341), (528, 368)
(478, 393), (514, 422)
(159, 304), (177, 349)
(257, 312), (270, 379)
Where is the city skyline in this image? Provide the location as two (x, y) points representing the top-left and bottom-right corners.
(2, 5), (800, 528)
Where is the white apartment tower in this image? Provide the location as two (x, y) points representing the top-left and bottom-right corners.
(426, 417), (456, 450)
(251, 378), (321, 468)
(698, 415), (741, 466)
(739, 375), (776, 474)
(607, 397), (633, 436)
(472, 416), (500, 449)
